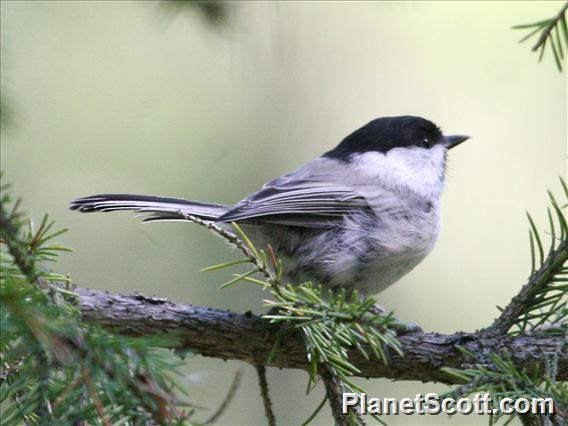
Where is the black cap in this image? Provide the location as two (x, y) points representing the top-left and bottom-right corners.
(324, 116), (468, 161)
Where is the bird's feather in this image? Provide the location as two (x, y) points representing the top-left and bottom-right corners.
(218, 172), (373, 227)
(70, 194), (230, 220)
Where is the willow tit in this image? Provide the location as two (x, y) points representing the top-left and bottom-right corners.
(71, 116), (469, 295)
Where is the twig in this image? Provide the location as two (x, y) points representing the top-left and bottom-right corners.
(180, 214), (277, 286)
(53, 374), (83, 410)
(0, 204), (64, 307)
(0, 205), (43, 288)
(487, 238), (568, 335)
(532, 2), (568, 52)
(204, 369), (244, 424)
(82, 366), (111, 426)
(255, 365), (276, 426)
(320, 364), (365, 426)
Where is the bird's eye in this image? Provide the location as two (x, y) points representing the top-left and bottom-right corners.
(422, 138), (432, 148)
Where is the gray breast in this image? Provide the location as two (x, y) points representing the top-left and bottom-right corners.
(244, 198), (440, 296)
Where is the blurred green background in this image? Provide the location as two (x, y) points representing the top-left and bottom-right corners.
(1, 1), (566, 425)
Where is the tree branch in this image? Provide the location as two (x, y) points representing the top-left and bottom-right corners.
(488, 238), (568, 335)
(75, 287), (568, 384)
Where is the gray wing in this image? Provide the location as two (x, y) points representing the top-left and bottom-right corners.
(218, 171), (373, 228)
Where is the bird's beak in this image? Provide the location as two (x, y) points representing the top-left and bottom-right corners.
(443, 135), (470, 150)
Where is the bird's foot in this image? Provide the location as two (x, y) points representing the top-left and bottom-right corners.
(370, 303), (423, 335)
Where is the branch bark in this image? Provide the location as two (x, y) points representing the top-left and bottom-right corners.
(76, 288), (568, 384)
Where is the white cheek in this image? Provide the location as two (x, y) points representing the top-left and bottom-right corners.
(349, 145), (446, 198)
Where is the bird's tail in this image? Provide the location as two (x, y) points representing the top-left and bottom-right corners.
(70, 193), (230, 223)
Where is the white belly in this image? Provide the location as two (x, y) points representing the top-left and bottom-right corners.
(245, 202), (442, 296)
(325, 204), (442, 295)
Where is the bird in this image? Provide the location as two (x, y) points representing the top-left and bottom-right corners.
(70, 116), (469, 296)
